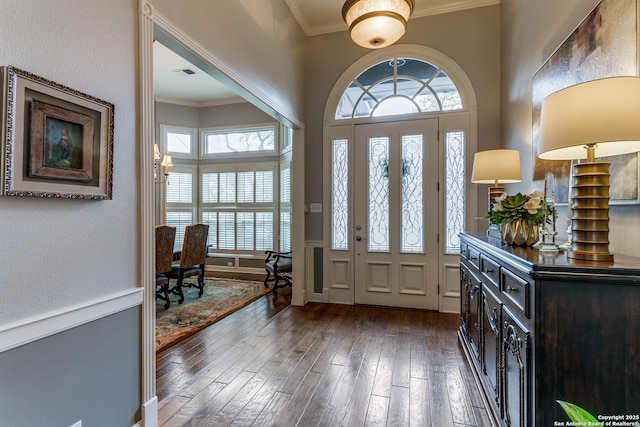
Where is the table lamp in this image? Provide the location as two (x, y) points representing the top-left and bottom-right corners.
(538, 77), (640, 262)
(471, 149), (522, 211)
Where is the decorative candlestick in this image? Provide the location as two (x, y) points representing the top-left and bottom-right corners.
(538, 172), (559, 253)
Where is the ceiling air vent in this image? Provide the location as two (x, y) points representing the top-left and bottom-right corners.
(172, 68), (196, 76)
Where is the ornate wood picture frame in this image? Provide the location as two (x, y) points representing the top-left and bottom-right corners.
(1, 66), (114, 199)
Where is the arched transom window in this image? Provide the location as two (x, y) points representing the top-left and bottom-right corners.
(336, 57), (463, 120)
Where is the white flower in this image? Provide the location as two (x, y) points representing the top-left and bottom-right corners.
(523, 196), (542, 214)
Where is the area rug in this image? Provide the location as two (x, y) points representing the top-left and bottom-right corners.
(156, 277), (270, 352)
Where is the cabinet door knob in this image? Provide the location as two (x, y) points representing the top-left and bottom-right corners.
(485, 268), (494, 273)
(506, 285), (519, 293)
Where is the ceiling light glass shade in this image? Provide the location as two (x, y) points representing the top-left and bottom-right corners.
(342, 0), (415, 49)
(538, 77), (640, 160)
(471, 149), (522, 184)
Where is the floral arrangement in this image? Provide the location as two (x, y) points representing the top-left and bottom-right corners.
(485, 191), (549, 226)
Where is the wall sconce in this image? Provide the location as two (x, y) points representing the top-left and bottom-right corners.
(538, 77), (640, 262)
(342, 0), (415, 49)
(154, 143), (173, 183)
(471, 149), (522, 211)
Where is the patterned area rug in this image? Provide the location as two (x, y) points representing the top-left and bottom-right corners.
(156, 277), (270, 352)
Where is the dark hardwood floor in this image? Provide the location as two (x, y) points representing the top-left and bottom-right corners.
(156, 288), (491, 426)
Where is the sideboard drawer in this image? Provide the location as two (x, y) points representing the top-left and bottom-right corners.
(480, 254), (500, 291)
(502, 268), (530, 317)
(468, 246), (481, 270)
(460, 241), (469, 259)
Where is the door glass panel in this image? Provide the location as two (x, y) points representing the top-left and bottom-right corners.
(401, 134), (424, 253)
(331, 138), (349, 250)
(445, 130), (465, 253)
(368, 137), (390, 252)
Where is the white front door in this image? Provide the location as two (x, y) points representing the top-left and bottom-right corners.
(353, 119), (439, 310)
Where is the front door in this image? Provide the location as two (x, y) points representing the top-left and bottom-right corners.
(353, 119), (439, 310)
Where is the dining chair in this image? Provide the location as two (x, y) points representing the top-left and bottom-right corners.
(168, 223), (209, 304)
(155, 225), (176, 310)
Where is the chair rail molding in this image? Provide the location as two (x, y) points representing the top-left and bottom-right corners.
(0, 288), (143, 354)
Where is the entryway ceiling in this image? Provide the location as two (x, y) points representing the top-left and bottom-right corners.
(154, 0), (500, 104)
(284, 0), (500, 36)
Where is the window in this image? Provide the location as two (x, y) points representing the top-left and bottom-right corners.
(445, 130), (466, 253)
(165, 166), (197, 251)
(201, 124), (276, 156)
(201, 164), (277, 253)
(336, 57), (463, 120)
(161, 124), (197, 160)
(160, 121), (291, 255)
(280, 160), (291, 252)
(331, 138), (349, 250)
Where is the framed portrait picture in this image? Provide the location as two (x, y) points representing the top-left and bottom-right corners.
(1, 66), (114, 199)
(532, 0), (640, 205)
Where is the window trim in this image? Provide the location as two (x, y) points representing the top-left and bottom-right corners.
(199, 122), (279, 160)
(160, 124), (198, 160)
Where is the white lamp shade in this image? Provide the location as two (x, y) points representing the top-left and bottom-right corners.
(471, 149), (522, 184)
(342, 0), (414, 49)
(538, 77), (640, 160)
(160, 153), (173, 168)
(153, 143), (161, 160)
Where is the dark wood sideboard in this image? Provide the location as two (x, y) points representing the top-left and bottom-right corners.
(458, 232), (640, 427)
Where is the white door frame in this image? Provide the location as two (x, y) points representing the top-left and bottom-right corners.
(137, 2), (305, 424)
(322, 45), (478, 311)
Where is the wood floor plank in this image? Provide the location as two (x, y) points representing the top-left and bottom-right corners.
(156, 291), (491, 427)
(274, 371), (323, 427)
(371, 333), (397, 398)
(429, 370), (455, 426)
(296, 363), (344, 427)
(447, 366), (477, 425)
(340, 333), (386, 427)
(409, 377), (430, 427)
(387, 385), (410, 427)
(318, 333), (372, 427)
(391, 332), (411, 388)
(364, 394), (390, 427)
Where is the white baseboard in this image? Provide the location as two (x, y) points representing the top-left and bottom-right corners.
(142, 396), (158, 427)
(0, 288), (143, 353)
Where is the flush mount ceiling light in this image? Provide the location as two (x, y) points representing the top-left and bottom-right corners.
(342, 0), (415, 49)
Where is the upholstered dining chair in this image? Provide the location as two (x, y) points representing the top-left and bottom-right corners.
(155, 225), (176, 310)
(263, 250), (292, 296)
(168, 223), (209, 304)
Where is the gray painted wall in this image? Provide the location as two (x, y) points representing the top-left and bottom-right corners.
(303, 6), (502, 240)
(501, 0), (640, 256)
(149, 0), (307, 125)
(0, 309), (141, 427)
(155, 101), (274, 132)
